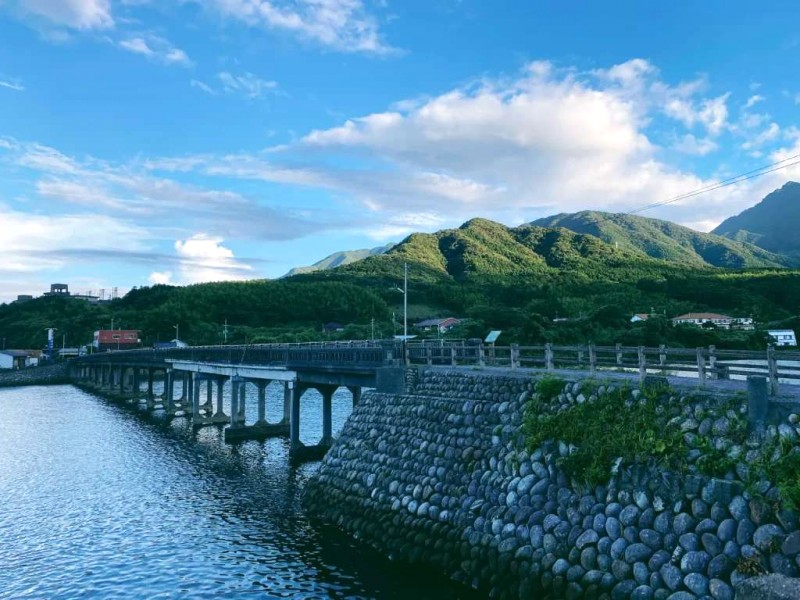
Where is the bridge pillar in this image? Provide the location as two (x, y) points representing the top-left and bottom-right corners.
(132, 367), (142, 401)
(348, 386), (362, 408)
(255, 381), (267, 427)
(230, 377), (242, 427)
(204, 378), (213, 412)
(212, 377), (229, 424)
(164, 370), (175, 415)
(289, 382), (301, 455)
(191, 373), (205, 426)
(118, 366), (125, 397)
(282, 382), (291, 425)
(320, 385), (335, 447)
(237, 380), (247, 426)
(146, 368), (155, 410)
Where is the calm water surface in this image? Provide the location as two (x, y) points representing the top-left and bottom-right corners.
(0, 385), (475, 599)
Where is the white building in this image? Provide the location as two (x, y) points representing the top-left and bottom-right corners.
(768, 330), (797, 347)
(672, 313), (733, 328)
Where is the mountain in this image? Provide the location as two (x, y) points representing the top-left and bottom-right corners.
(336, 217), (667, 281)
(284, 244), (394, 277)
(713, 181), (800, 261)
(530, 210), (793, 268)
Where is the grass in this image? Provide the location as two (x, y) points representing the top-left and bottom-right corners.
(524, 381), (689, 486)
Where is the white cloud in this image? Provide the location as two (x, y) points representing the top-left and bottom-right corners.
(663, 93), (729, 136)
(119, 35), (193, 67)
(5, 0), (113, 30)
(148, 270), (173, 285)
(173, 234), (253, 284)
(741, 122), (781, 151)
(191, 79), (216, 95)
(0, 80), (25, 92)
(201, 0), (394, 54)
(672, 134), (718, 156)
(218, 71), (279, 98)
(744, 94), (765, 109)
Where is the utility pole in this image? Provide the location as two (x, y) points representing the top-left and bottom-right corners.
(403, 262), (408, 340)
(110, 317), (115, 331)
(173, 323), (180, 343)
(223, 319), (229, 344)
(371, 317), (375, 341)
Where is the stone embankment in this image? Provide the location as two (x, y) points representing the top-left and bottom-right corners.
(0, 363), (70, 388)
(303, 368), (800, 599)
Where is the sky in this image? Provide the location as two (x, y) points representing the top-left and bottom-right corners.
(1, 0), (800, 302)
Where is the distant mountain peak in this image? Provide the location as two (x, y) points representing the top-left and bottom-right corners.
(283, 244), (394, 277)
(713, 181), (800, 261)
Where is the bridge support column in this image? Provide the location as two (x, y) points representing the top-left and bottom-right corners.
(320, 385), (335, 447)
(212, 377), (229, 424)
(191, 373), (212, 427)
(256, 381), (267, 427)
(289, 383), (301, 456)
(282, 382), (291, 425)
(117, 366), (125, 398)
(230, 377), (241, 427)
(348, 386), (362, 408)
(146, 369), (155, 410)
(204, 379), (213, 412)
(164, 370), (175, 415)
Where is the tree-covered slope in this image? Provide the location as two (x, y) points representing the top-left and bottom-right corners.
(713, 181), (800, 261)
(283, 243), (394, 277)
(531, 210), (794, 268)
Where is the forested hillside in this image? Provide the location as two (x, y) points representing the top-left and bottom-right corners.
(2, 217), (798, 352)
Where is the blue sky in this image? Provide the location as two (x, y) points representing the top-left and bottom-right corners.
(1, 0), (800, 301)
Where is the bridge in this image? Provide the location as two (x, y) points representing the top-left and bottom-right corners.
(71, 339), (800, 459)
(72, 341), (406, 460)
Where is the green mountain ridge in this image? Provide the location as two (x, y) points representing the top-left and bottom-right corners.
(531, 210), (794, 268)
(713, 181), (800, 261)
(283, 244), (394, 277)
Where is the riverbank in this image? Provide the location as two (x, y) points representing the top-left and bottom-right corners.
(0, 363), (70, 388)
(304, 367), (800, 599)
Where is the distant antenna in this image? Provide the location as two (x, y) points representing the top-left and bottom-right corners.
(112, 287), (118, 300)
(100, 288), (106, 301)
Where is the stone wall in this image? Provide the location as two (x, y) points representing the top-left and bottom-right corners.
(303, 368), (800, 600)
(0, 362), (70, 388)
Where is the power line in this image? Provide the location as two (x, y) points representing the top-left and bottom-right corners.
(627, 152), (800, 216)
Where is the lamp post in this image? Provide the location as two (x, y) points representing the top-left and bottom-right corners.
(391, 262), (409, 340)
(173, 324), (179, 344)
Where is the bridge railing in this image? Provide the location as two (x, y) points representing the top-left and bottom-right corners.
(405, 341), (800, 395)
(74, 340), (401, 368)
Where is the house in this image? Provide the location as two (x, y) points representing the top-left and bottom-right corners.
(672, 313), (734, 329)
(93, 329), (141, 352)
(630, 313), (650, 323)
(154, 339), (188, 350)
(0, 350), (40, 369)
(768, 330), (797, 347)
(731, 317), (755, 331)
(57, 347), (82, 359)
(414, 317), (461, 334)
(323, 322), (345, 333)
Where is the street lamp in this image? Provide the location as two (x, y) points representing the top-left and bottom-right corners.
(173, 324), (179, 343)
(391, 262), (409, 340)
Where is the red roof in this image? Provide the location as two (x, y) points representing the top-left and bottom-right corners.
(94, 330), (141, 344)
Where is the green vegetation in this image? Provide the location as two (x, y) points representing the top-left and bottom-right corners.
(714, 181), (800, 262)
(532, 210), (794, 268)
(524, 382), (689, 486)
(1, 216), (799, 350)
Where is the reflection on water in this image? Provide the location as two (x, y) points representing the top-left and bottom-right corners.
(0, 385), (473, 599)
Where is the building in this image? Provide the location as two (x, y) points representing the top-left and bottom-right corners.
(43, 283), (70, 297)
(672, 313), (734, 329)
(93, 330), (141, 352)
(414, 317), (461, 334)
(731, 317), (755, 331)
(323, 322), (345, 333)
(57, 347), (83, 359)
(154, 339), (188, 350)
(768, 330), (797, 347)
(14, 295), (33, 303)
(0, 350), (41, 369)
(630, 313), (650, 323)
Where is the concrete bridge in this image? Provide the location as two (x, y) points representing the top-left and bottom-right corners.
(71, 342), (406, 461)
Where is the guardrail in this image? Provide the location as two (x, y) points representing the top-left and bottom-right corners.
(405, 341), (800, 395)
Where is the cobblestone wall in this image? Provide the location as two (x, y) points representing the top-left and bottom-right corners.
(303, 368), (800, 600)
(0, 363), (70, 388)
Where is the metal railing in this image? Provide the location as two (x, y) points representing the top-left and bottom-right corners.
(405, 340), (800, 395)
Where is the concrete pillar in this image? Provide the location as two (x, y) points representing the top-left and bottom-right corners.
(321, 386), (334, 446)
(204, 379), (213, 411)
(132, 368), (141, 402)
(282, 382), (291, 425)
(290, 383), (301, 453)
(164, 370), (174, 414)
(748, 376), (769, 436)
(230, 377), (241, 427)
(118, 366), (125, 396)
(212, 377), (229, 423)
(256, 381), (267, 426)
(146, 369), (155, 408)
(192, 373), (202, 424)
(238, 381), (247, 425)
(348, 385), (362, 408)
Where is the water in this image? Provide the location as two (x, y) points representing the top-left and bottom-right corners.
(0, 385), (474, 599)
